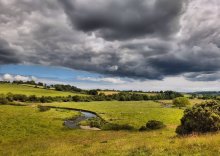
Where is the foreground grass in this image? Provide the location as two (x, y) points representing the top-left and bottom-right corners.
(0, 105), (78, 142)
(0, 83), (87, 97)
(1, 104), (220, 155)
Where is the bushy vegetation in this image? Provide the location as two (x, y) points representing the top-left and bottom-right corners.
(113, 91), (183, 101)
(0, 91), (183, 104)
(139, 120), (166, 131)
(53, 84), (82, 92)
(0, 94), (8, 104)
(176, 101), (220, 135)
(173, 97), (190, 107)
(102, 123), (134, 131)
(86, 117), (104, 128)
(146, 120), (166, 130)
(85, 117), (134, 130)
(38, 105), (51, 112)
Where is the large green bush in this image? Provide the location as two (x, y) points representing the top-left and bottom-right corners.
(146, 120), (166, 130)
(176, 101), (220, 135)
(173, 97), (190, 107)
(139, 120), (166, 131)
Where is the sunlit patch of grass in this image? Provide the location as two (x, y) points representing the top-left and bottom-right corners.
(45, 101), (183, 128)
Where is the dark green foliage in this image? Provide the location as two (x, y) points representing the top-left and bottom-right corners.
(11, 94), (28, 102)
(173, 97), (190, 107)
(87, 117), (104, 128)
(145, 120), (166, 130)
(0, 92), (184, 103)
(109, 91), (182, 102)
(54, 84), (82, 92)
(102, 123), (134, 131)
(199, 94), (217, 100)
(38, 105), (50, 112)
(139, 126), (148, 131)
(0, 94), (9, 104)
(12, 80), (36, 85)
(176, 101), (220, 135)
(85, 117), (134, 130)
(87, 90), (98, 95)
(37, 82), (44, 86)
(29, 95), (38, 102)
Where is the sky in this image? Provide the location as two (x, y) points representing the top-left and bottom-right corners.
(0, 0), (220, 92)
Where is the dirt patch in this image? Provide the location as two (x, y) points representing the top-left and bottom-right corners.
(80, 126), (101, 131)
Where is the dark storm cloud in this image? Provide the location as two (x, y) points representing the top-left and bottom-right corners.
(59, 0), (184, 40)
(1, 0), (220, 81)
(184, 72), (220, 82)
(0, 38), (20, 64)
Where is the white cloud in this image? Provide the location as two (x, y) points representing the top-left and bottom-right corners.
(2, 73), (14, 81)
(14, 75), (30, 81)
(77, 76), (126, 84)
(1, 74), (37, 82)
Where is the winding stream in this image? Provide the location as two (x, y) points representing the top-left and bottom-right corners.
(63, 111), (98, 129)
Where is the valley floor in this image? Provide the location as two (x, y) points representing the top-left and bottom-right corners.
(0, 101), (219, 156)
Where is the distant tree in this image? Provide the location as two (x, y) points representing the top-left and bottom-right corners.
(37, 82), (44, 86)
(87, 90), (98, 95)
(54, 84), (82, 92)
(173, 97), (190, 107)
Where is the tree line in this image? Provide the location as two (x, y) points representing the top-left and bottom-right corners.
(0, 90), (183, 104)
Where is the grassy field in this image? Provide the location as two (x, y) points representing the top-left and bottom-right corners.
(45, 101), (183, 128)
(98, 90), (119, 95)
(1, 84), (220, 155)
(0, 83), (87, 97)
(158, 99), (210, 106)
(1, 103), (220, 155)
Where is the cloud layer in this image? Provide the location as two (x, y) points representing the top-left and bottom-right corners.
(0, 0), (220, 81)
(0, 74), (36, 82)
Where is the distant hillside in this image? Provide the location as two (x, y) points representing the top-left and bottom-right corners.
(0, 83), (88, 97)
(192, 91), (220, 95)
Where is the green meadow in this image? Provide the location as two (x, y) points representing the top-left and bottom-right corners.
(0, 83), (87, 97)
(45, 101), (183, 127)
(1, 103), (220, 155)
(1, 84), (220, 155)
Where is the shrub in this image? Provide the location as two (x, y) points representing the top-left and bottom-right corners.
(102, 123), (134, 131)
(139, 126), (148, 131)
(87, 117), (104, 128)
(176, 101), (220, 135)
(38, 105), (50, 112)
(146, 120), (166, 130)
(173, 97), (190, 107)
(0, 94), (8, 104)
